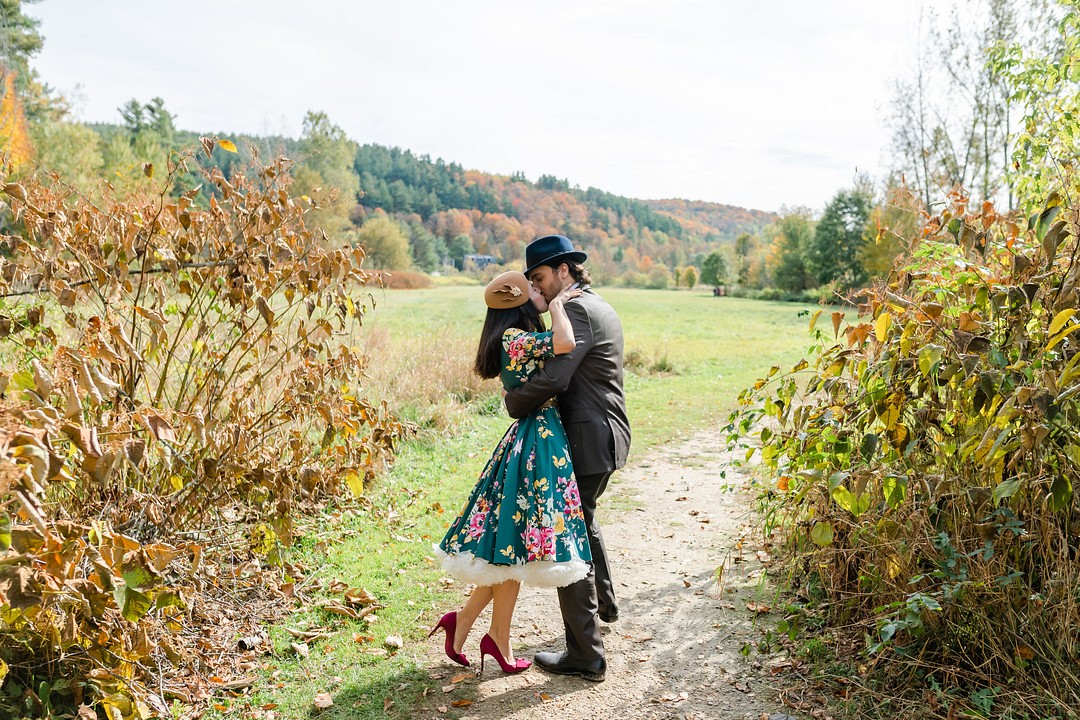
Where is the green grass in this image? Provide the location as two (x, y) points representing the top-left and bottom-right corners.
(205, 287), (818, 718)
(360, 285), (819, 447)
(205, 418), (507, 719)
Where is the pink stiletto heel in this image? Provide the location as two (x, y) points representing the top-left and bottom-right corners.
(479, 633), (531, 674)
(428, 612), (469, 667)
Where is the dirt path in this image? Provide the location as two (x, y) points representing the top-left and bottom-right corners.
(419, 427), (800, 720)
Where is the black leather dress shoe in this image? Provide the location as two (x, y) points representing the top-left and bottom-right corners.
(598, 604), (619, 623)
(533, 651), (606, 682)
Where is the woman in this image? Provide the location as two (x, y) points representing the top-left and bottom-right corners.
(430, 271), (591, 674)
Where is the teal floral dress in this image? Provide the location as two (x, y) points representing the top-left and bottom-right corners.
(435, 328), (592, 588)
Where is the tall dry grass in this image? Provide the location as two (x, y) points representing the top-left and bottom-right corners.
(361, 325), (500, 430)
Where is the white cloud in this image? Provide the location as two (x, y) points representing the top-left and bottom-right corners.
(32, 0), (940, 212)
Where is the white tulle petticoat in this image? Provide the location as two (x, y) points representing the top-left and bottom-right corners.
(433, 545), (590, 589)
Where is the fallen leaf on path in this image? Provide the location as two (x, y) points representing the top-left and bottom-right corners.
(675, 496), (688, 501)
(756, 550), (772, 563)
(442, 685), (455, 693)
(734, 681), (751, 693)
(286, 628), (329, 641)
(538, 692), (553, 702)
(313, 692), (333, 710)
(657, 691), (689, 702)
(384, 635), (403, 649)
(318, 601), (360, 619)
(291, 642), (310, 658)
(450, 699), (472, 708)
(746, 602), (772, 614)
(345, 587), (378, 605)
(450, 672), (472, 683)
(383, 698), (393, 712)
(683, 580), (692, 588)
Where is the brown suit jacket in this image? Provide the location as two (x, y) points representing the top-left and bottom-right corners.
(504, 286), (630, 476)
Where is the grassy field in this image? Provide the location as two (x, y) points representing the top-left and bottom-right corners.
(206, 287), (819, 719)
(360, 285), (819, 448)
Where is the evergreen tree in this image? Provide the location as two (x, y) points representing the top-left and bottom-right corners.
(0, 0), (42, 91)
(806, 190), (871, 289)
(448, 233), (474, 270)
(402, 217), (443, 271)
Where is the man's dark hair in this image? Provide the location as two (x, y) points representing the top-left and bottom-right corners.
(474, 303), (546, 379)
(544, 260), (592, 286)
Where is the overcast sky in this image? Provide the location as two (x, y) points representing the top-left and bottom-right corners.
(30, 1), (943, 213)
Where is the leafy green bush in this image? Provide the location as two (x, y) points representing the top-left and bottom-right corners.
(727, 187), (1080, 716)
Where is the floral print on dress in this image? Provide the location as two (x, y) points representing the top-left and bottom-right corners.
(436, 328), (592, 587)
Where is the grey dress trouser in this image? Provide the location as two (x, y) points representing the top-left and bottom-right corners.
(557, 469), (615, 663)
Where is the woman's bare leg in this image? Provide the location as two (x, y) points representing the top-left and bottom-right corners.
(488, 580), (521, 660)
(454, 585), (494, 653)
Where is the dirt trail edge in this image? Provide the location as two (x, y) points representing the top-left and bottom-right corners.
(419, 426), (802, 720)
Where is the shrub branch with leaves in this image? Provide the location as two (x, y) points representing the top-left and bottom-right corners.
(727, 183), (1080, 716)
(0, 140), (405, 717)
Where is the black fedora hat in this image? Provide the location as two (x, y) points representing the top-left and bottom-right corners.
(524, 235), (587, 275)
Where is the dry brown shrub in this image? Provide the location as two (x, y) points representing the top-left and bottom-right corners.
(0, 141), (407, 715)
(368, 269), (434, 289)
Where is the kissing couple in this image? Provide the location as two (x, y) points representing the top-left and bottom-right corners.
(431, 234), (631, 682)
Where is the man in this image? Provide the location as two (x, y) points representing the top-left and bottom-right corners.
(504, 234), (631, 683)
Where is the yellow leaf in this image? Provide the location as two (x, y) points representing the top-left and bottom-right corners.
(1047, 323), (1080, 352)
(875, 312), (891, 343)
(344, 470), (364, 497)
(1049, 308), (1076, 336)
(218, 139), (238, 153)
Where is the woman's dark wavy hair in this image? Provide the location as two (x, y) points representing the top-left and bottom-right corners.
(474, 302), (546, 379)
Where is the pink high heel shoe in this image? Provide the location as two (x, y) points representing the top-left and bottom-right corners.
(479, 633), (531, 674)
(428, 612), (469, 667)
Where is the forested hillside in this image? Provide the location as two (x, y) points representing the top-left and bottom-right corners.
(60, 118), (777, 284)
